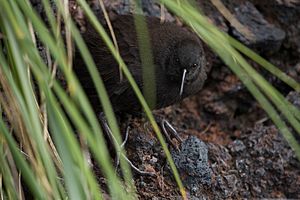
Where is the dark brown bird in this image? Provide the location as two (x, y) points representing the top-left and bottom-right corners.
(74, 15), (207, 116)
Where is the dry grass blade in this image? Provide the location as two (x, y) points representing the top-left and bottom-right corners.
(27, 15), (63, 172)
(63, 0), (73, 70)
(210, 0), (254, 40)
(98, 0), (122, 82)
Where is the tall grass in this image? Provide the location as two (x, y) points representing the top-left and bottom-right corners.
(0, 0), (299, 199)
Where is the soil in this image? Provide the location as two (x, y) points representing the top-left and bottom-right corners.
(31, 0), (300, 199)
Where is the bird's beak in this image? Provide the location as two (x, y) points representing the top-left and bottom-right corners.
(180, 69), (187, 96)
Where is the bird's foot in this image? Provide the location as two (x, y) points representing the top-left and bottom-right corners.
(99, 112), (155, 176)
(155, 115), (183, 151)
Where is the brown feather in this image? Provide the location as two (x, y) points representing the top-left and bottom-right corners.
(73, 15), (207, 114)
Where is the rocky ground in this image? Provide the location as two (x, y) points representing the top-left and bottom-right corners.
(31, 0), (300, 199)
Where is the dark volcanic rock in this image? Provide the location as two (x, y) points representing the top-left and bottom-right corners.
(208, 124), (300, 199)
(99, 0), (165, 19)
(286, 91), (300, 109)
(250, 0), (300, 53)
(171, 136), (211, 193)
(228, 1), (286, 54)
(285, 91), (300, 142)
(197, 1), (229, 32)
(238, 124), (300, 198)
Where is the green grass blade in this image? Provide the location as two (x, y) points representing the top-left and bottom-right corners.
(161, 0), (300, 159)
(228, 36), (300, 92)
(12, 0), (133, 197)
(0, 143), (18, 200)
(0, 6), (62, 198)
(0, 118), (45, 199)
(76, 0), (186, 197)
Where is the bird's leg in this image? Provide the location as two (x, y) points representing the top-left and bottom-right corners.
(99, 112), (114, 143)
(99, 112), (155, 176)
(114, 126), (129, 171)
(154, 115), (183, 150)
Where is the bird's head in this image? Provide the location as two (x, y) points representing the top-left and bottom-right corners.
(164, 39), (206, 95)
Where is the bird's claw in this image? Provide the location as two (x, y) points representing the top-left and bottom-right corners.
(156, 117), (183, 150)
(99, 112), (155, 176)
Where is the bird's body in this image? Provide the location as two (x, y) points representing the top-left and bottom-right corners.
(74, 15), (207, 115)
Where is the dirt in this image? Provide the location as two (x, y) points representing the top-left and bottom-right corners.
(31, 0), (300, 199)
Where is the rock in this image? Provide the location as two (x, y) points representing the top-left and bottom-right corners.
(228, 139), (246, 154)
(286, 91), (300, 109)
(285, 91), (300, 141)
(250, 0), (300, 54)
(198, 123), (300, 199)
(228, 1), (286, 54)
(171, 136), (212, 194)
(197, 1), (229, 32)
(101, 0), (165, 19)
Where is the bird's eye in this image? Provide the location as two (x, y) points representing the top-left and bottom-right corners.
(176, 58), (180, 63)
(191, 63), (198, 68)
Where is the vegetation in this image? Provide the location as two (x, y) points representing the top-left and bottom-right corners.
(0, 0), (299, 199)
